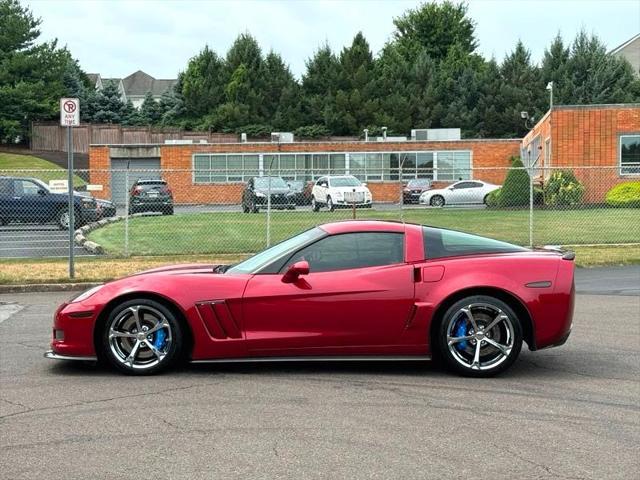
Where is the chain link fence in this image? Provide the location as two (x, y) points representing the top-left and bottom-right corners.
(1, 165), (639, 262)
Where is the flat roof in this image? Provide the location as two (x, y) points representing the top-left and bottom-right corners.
(89, 138), (522, 148)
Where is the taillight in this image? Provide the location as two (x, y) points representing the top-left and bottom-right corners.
(131, 186), (143, 196)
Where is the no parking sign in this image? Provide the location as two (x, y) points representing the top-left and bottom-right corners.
(60, 98), (80, 126)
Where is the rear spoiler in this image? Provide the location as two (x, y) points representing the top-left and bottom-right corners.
(541, 245), (575, 261)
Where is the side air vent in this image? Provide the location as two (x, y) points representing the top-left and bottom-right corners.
(195, 301), (241, 340)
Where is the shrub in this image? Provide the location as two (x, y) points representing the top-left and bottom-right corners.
(605, 181), (640, 207)
(485, 188), (501, 207)
(544, 170), (585, 206)
(294, 124), (330, 139)
(497, 157), (530, 207)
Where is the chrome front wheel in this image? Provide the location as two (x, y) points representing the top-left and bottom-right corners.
(103, 299), (182, 375)
(438, 296), (522, 377)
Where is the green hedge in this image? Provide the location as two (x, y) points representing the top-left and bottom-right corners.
(544, 170), (585, 206)
(496, 157), (530, 207)
(605, 181), (640, 207)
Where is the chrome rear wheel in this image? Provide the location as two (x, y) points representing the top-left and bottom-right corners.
(438, 296), (522, 376)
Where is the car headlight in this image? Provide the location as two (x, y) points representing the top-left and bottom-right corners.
(255, 192), (266, 197)
(69, 284), (104, 303)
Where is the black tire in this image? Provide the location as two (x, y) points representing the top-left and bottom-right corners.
(162, 206), (174, 215)
(251, 201), (259, 213)
(101, 298), (183, 375)
(57, 208), (77, 230)
(435, 295), (523, 377)
(0, 218), (5, 226)
(327, 196), (334, 212)
(287, 205), (295, 210)
(483, 194), (490, 205)
(242, 202), (249, 213)
(311, 197), (320, 212)
(430, 195), (445, 207)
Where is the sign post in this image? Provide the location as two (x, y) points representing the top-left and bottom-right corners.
(60, 98), (80, 279)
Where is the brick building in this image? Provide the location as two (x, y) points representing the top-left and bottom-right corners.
(88, 103), (640, 205)
(89, 138), (521, 205)
(521, 103), (640, 202)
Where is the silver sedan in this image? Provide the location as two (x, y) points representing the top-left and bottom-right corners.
(419, 180), (500, 207)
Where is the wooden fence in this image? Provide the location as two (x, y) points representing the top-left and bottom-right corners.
(30, 123), (239, 153)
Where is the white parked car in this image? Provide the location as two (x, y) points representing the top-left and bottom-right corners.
(419, 180), (500, 207)
(311, 175), (373, 212)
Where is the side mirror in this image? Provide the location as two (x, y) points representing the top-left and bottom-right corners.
(282, 260), (309, 283)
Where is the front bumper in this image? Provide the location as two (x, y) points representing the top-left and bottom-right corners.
(48, 301), (98, 358)
(333, 199), (372, 208)
(44, 350), (97, 361)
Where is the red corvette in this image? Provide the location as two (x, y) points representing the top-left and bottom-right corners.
(45, 221), (575, 377)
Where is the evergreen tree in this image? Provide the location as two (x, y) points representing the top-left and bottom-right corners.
(498, 41), (544, 137)
(139, 91), (162, 124)
(540, 33), (570, 105)
(91, 81), (126, 123)
(0, 0), (82, 142)
(181, 45), (226, 118)
(392, 0), (477, 62)
(301, 44), (341, 126)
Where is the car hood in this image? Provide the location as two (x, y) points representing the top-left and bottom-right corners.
(330, 186), (370, 193)
(254, 187), (290, 195)
(133, 263), (225, 276)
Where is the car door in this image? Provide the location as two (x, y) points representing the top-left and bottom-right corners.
(0, 178), (13, 222)
(12, 179), (49, 222)
(241, 231), (418, 356)
(465, 182), (487, 204)
(314, 177), (328, 203)
(447, 181), (475, 204)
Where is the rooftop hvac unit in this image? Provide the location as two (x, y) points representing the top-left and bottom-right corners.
(411, 128), (461, 141)
(271, 132), (294, 143)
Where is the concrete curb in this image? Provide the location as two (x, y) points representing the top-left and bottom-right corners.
(74, 214), (146, 254)
(0, 282), (101, 294)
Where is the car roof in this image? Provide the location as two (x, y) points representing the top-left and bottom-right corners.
(136, 179), (166, 184)
(319, 220), (408, 234)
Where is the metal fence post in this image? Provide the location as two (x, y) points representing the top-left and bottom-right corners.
(124, 169), (129, 257)
(399, 161), (404, 223)
(529, 165), (534, 248)
(266, 161), (272, 248)
(67, 126), (75, 279)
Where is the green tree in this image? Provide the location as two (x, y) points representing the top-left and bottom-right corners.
(181, 45), (226, 118)
(392, 1), (477, 62)
(90, 81), (126, 123)
(498, 41), (544, 137)
(301, 44), (341, 126)
(0, 0), (81, 142)
(139, 91), (163, 124)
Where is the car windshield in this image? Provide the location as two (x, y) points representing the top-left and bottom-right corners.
(330, 177), (361, 187)
(254, 177), (288, 189)
(288, 181), (304, 189)
(227, 227), (325, 274)
(407, 179), (429, 187)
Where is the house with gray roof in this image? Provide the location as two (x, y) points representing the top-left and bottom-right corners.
(611, 33), (640, 76)
(87, 71), (177, 109)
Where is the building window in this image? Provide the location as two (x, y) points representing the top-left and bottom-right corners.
(193, 150), (471, 184)
(620, 135), (640, 175)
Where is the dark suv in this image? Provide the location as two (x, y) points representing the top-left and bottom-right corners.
(0, 176), (98, 229)
(242, 176), (296, 213)
(129, 179), (174, 215)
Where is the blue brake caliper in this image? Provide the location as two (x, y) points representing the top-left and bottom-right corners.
(453, 317), (468, 352)
(153, 328), (167, 350)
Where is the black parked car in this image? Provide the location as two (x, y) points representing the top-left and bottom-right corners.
(402, 178), (432, 204)
(0, 176), (98, 229)
(242, 177), (296, 213)
(129, 179), (174, 215)
(76, 191), (117, 219)
(286, 180), (313, 205)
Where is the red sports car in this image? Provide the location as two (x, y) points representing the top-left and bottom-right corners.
(45, 221), (575, 377)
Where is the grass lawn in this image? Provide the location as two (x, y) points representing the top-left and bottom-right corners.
(0, 245), (637, 285)
(0, 153), (86, 187)
(88, 207), (640, 256)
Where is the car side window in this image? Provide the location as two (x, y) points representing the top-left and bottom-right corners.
(0, 179), (12, 195)
(15, 180), (40, 196)
(281, 232), (405, 273)
(454, 182), (473, 189)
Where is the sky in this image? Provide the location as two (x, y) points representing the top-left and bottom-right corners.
(25, 0), (640, 80)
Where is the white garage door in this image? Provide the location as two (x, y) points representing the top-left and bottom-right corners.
(110, 158), (161, 205)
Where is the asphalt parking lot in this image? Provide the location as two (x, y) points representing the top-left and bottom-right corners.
(0, 224), (93, 259)
(0, 268), (638, 479)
